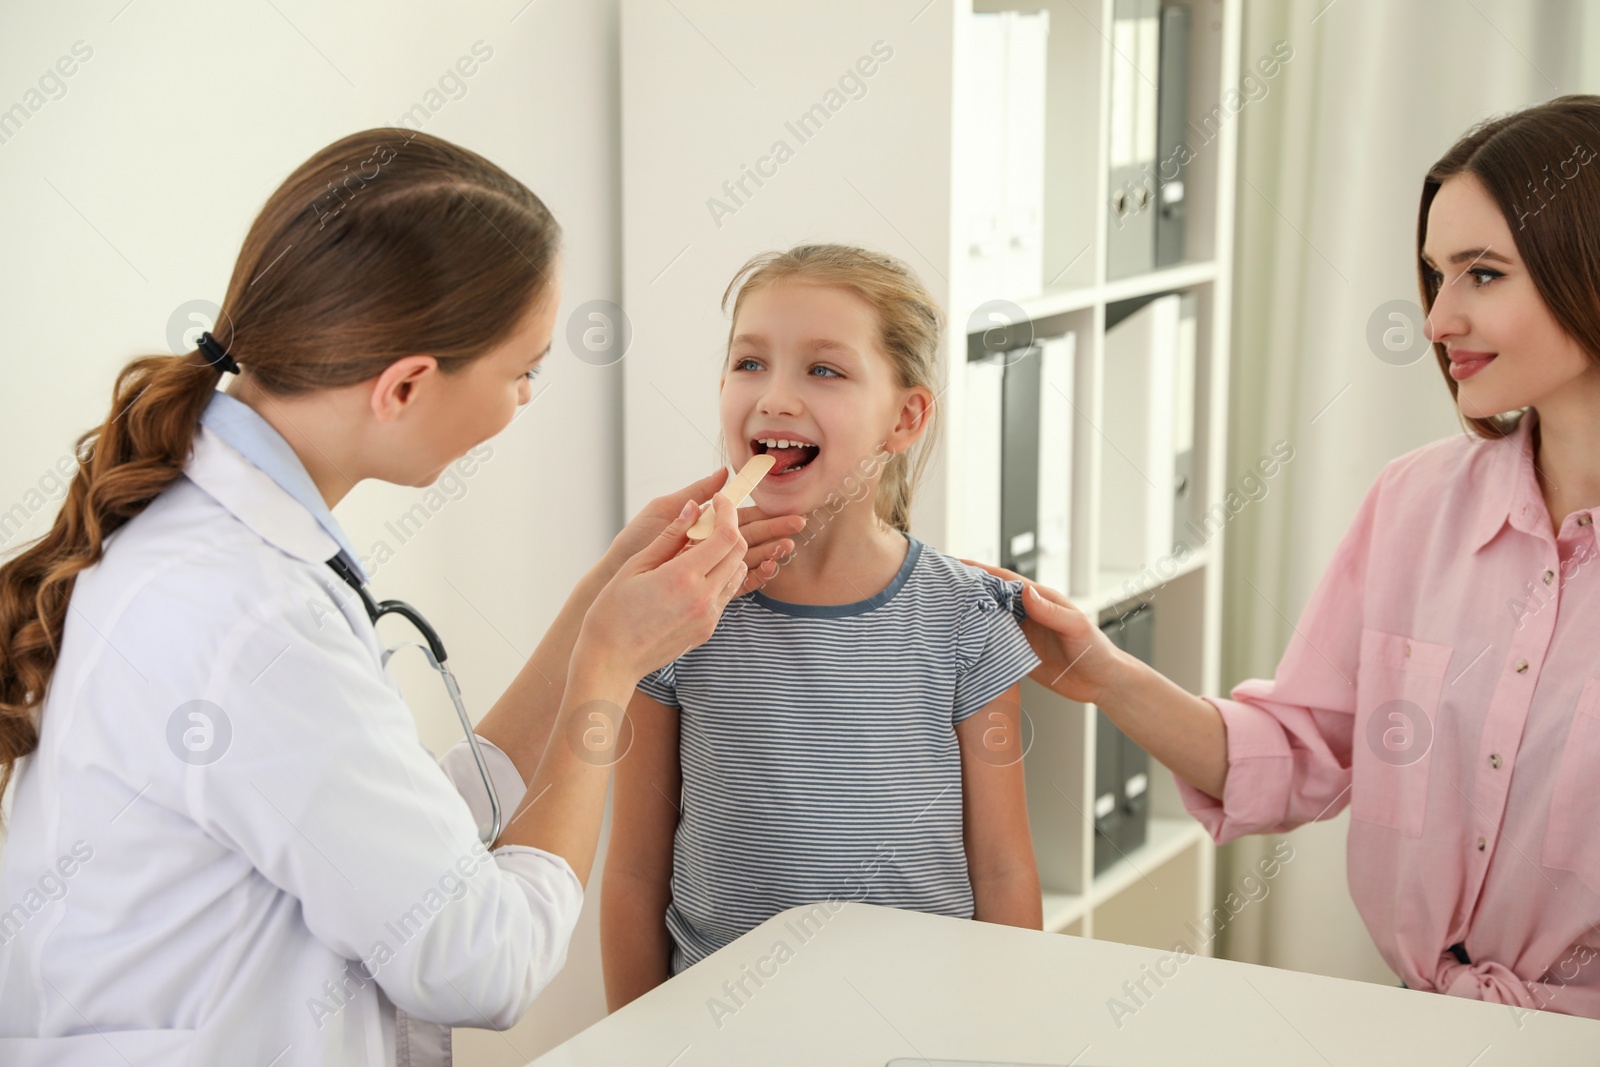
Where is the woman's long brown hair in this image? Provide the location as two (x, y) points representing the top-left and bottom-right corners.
(1418, 94), (1600, 439)
(0, 129), (561, 811)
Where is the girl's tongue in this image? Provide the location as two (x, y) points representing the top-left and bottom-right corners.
(764, 443), (819, 475)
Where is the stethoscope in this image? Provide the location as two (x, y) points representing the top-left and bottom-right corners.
(327, 556), (503, 847)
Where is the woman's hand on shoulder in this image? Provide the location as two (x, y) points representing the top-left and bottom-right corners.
(959, 560), (1130, 708)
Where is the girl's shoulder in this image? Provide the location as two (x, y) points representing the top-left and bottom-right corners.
(909, 539), (1029, 624)
(910, 539), (1041, 687)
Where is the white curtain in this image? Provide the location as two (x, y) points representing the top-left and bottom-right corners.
(1218, 0), (1597, 980)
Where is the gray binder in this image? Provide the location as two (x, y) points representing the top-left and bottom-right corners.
(1155, 3), (1190, 267)
(1107, 0), (1159, 279)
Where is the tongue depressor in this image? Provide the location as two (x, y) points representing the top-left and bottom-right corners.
(687, 454), (776, 541)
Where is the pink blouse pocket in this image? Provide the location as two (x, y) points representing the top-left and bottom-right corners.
(1541, 677), (1600, 895)
(1350, 628), (1452, 838)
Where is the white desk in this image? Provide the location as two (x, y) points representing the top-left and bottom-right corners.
(529, 903), (1598, 1065)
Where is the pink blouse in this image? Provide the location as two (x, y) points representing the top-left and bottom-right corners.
(1179, 412), (1600, 1018)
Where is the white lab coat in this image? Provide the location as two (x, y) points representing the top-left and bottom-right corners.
(0, 425), (583, 1065)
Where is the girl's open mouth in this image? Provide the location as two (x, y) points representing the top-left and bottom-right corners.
(752, 437), (821, 479)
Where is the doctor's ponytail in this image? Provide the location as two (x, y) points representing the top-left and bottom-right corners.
(0, 129), (561, 814)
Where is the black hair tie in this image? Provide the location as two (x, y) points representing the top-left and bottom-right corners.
(196, 331), (241, 375)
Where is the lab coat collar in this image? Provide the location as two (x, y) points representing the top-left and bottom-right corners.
(1467, 410), (1544, 553)
(188, 392), (368, 581)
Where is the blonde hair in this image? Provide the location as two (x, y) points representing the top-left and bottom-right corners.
(721, 244), (943, 532)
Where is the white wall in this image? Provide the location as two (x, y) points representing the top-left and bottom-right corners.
(0, 1), (621, 1061)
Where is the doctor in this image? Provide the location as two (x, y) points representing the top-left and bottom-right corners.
(0, 129), (802, 1064)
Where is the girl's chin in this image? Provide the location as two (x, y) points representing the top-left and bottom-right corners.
(753, 466), (828, 511)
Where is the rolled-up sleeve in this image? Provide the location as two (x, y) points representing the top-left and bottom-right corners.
(1176, 470), (1382, 844)
(437, 736), (585, 1019)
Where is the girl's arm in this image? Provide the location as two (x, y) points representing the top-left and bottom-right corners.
(600, 689), (683, 1011)
(956, 683), (1043, 929)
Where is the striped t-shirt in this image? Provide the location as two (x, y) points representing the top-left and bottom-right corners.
(637, 534), (1041, 974)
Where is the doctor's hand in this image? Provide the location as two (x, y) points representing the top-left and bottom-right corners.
(961, 561), (1130, 708)
(605, 467), (804, 596)
(580, 491), (749, 685)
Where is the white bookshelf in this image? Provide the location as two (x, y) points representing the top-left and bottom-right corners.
(620, 0), (1240, 952)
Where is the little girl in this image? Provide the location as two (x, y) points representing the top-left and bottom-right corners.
(601, 244), (1043, 1007)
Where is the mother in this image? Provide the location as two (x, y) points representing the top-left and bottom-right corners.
(0, 129), (801, 1063)
(997, 95), (1600, 1017)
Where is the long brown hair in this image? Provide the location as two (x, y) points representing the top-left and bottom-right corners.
(721, 244), (943, 532)
(0, 129), (560, 807)
(1418, 94), (1600, 439)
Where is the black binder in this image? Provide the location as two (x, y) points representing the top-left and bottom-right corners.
(1093, 602), (1155, 873)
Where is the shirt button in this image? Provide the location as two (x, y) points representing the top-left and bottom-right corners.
(1543, 570), (1556, 585)
(1580, 515), (1593, 527)
(1477, 837), (1487, 851)
(1404, 642), (1412, 657)
(1489, 753), (1502, 769)
(1515, 658), (1530, 674)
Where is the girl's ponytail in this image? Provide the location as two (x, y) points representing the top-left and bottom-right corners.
(0, 351), (223, 804)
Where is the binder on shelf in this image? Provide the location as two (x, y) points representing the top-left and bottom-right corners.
(1154, 3), (1191, 268)
(962, 11), (1049, 305)
(1000, 343), (1042, 580)
(963, 14), (1007, 305)
(963, 353), (1007, 567)
(1112, 603), (1154, 859)
(1100, 293), (1178, 576)
(1172, 291), (1199, 552)
(963, 331), (1075, 583)
(1093, 708), (1124, 875)
(1107, 0), (1159, 280)
(1036, 332), (1075, 592)
(1003, 11), (1048, 300)
(1093, 601), (1155, 874)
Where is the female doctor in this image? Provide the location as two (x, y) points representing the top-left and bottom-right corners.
(0, 129), (802, 1064)
(986, 95), (1600, 1016)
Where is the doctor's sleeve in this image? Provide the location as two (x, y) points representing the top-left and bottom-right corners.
(189, 585), (582, 1030)
(438, 735), (527, 839)
(1174, 470), (1382, 844)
